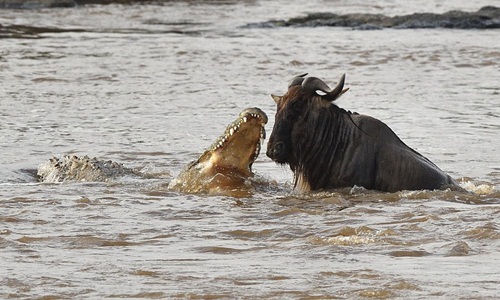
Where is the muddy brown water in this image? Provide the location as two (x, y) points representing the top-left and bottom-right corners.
(1, 1), (499, 298)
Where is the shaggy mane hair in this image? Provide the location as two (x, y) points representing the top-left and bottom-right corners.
(292, 102), (357, 190)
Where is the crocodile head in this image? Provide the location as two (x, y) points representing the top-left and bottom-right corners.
(197, 107), (268, 177)
(170, 107), (268, 197)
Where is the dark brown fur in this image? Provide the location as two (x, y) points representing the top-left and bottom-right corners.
(266, 75), (460, 192)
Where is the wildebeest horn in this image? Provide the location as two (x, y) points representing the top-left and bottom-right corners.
(288, 73), (308, 88)
(302, 74), (348, 101)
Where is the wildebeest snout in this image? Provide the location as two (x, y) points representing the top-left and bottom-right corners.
(267, 141), (286, 162)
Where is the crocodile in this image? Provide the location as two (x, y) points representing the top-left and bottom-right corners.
(168, 107), (268, 197)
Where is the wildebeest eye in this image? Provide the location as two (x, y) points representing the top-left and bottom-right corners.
(288, 98), (304, 113)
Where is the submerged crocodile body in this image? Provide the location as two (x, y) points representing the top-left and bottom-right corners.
(168, 107), (268, 197)
(37, 155), (136, 182)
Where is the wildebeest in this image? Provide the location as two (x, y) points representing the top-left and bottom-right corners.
(266, 73), (460, 192)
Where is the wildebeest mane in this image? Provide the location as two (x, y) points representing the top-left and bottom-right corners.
(293, 103), (356, 190)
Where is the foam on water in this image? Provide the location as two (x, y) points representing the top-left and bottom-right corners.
(460, 180), (499, 195)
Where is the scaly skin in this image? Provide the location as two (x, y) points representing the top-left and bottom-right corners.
(37, 107), (268, 197)
(37, 155), (135, 182)
(169, 107), (268, 197)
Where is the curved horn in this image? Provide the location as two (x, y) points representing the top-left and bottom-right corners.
(288, 73), (308, 88)
(301, 76), (331, 94)
(327, 74), (346, 101)
(301, 74), (347, 102)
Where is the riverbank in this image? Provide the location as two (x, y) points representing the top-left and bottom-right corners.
(0, 0), (152, 9)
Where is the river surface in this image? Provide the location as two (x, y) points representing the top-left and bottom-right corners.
(1, 1), (499, 299)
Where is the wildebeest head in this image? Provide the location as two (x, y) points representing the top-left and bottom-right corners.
(266, 73), (349, 189)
